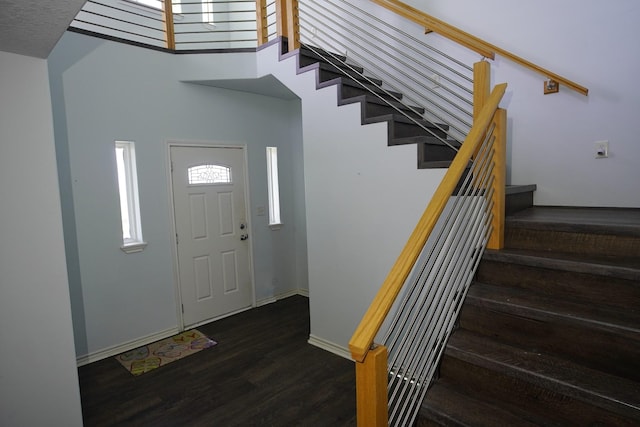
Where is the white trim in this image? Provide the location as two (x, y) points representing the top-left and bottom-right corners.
(76, 326), (180, 367)
(256, 296), (277, 307)
(186, 304), (254, 329)
(120, 241), (148, 253)
(166, 140), (257, 330)
(308, 334), (353, 361)
(256, 289), (309, 307)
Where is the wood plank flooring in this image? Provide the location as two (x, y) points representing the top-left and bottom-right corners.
(78, 295), (356, 426)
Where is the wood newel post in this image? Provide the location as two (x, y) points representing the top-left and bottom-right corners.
(256, 0), (268, 46)
(356, 345), (389, 427)
(487, 108), (506, 250)
(275, 0), (289, 40)
(275, 0), (299, 52)
(163, 0), (176, 50)
(285, 0), (300, 50)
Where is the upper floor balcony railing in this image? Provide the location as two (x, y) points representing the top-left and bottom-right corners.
(71, 0), (264, 51)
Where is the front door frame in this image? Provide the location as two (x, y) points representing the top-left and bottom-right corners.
(166, 140), (256, 330)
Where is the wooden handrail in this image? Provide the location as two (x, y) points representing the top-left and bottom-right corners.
(349, 82), (508, 363)
(369, 0), (588, 96)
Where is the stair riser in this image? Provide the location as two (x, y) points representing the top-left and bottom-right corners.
(417, 143), (457, 163)
(440, 355), (638, 427)
(505, 191), (534, 215)
(389, 120), (448, 142)
(459, 302), (640, 381)
(317, 68), (382, 87)
(476, 260), (640, 311)
(338, 83), (400, 102)
(505, 227), (640, 258)
(364, 101), (423, 121)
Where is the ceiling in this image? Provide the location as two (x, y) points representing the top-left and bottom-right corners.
(190, 75), (300, 100)
(0, 0), (87, 58)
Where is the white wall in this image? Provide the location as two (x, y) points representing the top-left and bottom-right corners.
(0, 50), (82, 427)
(49, 31), (307, 361)
(403, 0), (640, 207)
(259, 42), (447, 354)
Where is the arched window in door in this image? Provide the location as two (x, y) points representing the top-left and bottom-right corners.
(188, 164), (232, 185)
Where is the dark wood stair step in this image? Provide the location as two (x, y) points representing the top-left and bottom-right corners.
(299, 45), (347, 64)
(323, 77), (403, 103)
(461, 281), (640, 380)
(505, 184), (536, 215)
(477, 249), (640, 310)
(338, 94), (425, 121)
(364, 113), (449, 144)
(505, 206), (640, 257)
(415, 138), (461, 169)
(305, 61), (383, 86)
(418, 380), (557, 427)
(441, 330), (640, 425)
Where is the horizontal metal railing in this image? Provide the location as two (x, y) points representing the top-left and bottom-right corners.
(297, 0), (475, 147)
(384, 115), (498, 426)
(71, 0), (168, 48)
(70, 0), (259, 50)
(350, 84), (507, 426)
(174, 0), (258, 50)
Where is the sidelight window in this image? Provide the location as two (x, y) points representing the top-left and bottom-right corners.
(115, 141), (146, 253)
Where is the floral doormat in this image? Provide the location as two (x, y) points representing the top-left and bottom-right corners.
(115, 329), (217, 376)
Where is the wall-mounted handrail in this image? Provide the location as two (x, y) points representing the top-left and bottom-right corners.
(349, 82), (507, 364)
(369, 0), (588, 96)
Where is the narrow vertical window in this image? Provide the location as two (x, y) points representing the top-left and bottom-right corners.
(266, 147), (282, 227)
(115, 141), (146, 253)
(202, 0), (214, 24)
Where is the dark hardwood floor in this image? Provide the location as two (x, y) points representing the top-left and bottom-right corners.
(78, 295), (356, 426)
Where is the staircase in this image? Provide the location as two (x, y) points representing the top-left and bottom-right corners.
(289, 43), (458, 169)
(418, 204), (640, 426)
(278, 40), (638, 427)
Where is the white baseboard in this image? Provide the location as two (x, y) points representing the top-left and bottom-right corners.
(308, 334), (353, 361)
(76, 326), (180, 367)
(256, 288), (309, 307)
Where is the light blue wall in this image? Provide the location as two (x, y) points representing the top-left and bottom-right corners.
(49, 31), (306, 359)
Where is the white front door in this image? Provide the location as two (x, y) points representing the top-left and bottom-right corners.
(171, 145), (253, 327)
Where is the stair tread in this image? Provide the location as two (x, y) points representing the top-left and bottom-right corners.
(311, 61), (382, 85)
(483, 248), (640, 280)
(507, 206), (640, 237)
(299, 45), (347, 62)
(446, 330), (640, 418)
(421, 380), (558, 427)
(467, 281), (640, 335)
(322, 77), (402, 99)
